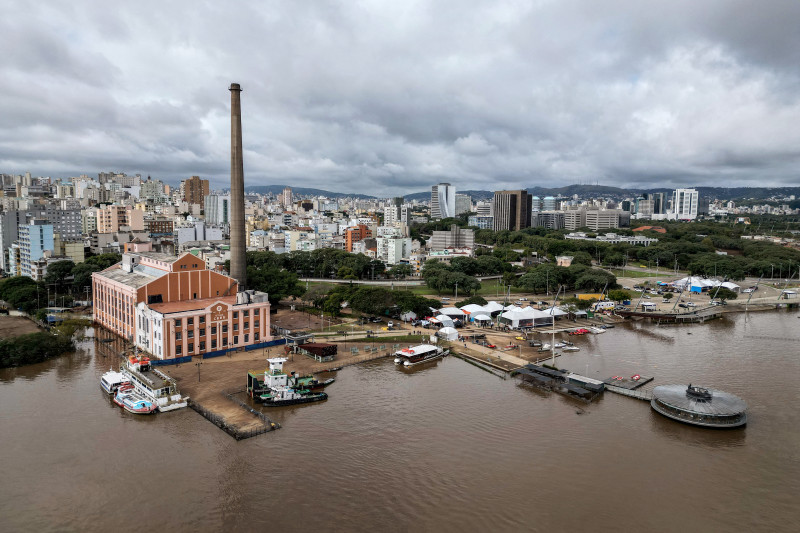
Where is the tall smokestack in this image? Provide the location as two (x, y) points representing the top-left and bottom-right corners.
(229, 83), (246, 290)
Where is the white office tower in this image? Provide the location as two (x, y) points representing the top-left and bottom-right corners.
(672, 188), (699, 220)
(431, 183), (456, 219)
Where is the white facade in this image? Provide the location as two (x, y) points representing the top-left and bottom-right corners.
(431, 183), (456, 219)
(204, 194), (231, 226)
(672, 188), (699, 220)
(377, 236), (412, 265)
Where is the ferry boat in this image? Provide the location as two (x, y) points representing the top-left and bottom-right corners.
(257, 358), (328, 407)
(120, 355), (188, 412)
(100, 369), (129, 394)
(113, 383), (157, 415)
(393, 344), (448, 367)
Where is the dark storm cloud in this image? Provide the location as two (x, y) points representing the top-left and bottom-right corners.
(1, 0), (799, 195)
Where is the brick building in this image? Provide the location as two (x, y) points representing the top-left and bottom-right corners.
(92, 251), (271, 359)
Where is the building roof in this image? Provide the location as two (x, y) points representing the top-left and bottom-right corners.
(96, 264), (165, 289)
(149, 295), (237, 314)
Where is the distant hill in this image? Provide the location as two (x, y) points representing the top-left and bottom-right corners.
(242, 185), (375, 199)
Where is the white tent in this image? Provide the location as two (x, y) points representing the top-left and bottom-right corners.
(543, 307), (569, 317)
(434, 315), (455, 327)
(400, 311), (417, 321)
(460, 304), (487, 315)
(439, 307), (466, 318)
(472, 314), (492, 324)
(716, 281), (740, 292)
(499, 307), (537, 328)
(437, 326), (459, 341)
(483, 301), (505, 315)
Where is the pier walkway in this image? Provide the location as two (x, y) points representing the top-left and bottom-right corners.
(605, 384), (653, 401)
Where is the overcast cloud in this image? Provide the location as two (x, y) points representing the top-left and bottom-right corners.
(2, 0), (799, 195)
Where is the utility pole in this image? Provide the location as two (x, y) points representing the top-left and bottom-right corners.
(195, 360), (203, 382)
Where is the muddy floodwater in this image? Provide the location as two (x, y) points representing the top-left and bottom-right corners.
(2, 310), (799, 532)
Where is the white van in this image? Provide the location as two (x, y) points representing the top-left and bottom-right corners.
(593, 301), (616, 311)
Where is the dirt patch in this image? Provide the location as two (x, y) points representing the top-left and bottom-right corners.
(0, 316), (43, 340)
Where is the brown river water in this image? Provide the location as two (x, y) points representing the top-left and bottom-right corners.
(1, 309), (799, 532)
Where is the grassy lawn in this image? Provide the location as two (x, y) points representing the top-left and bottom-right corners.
(608, 268), (676, 279)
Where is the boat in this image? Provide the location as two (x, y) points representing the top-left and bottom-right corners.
(539, 343), (551, 351)
(257, 358), (329, 407)
(393, 344), (449, 367)
(120, 355), (188, 412)
(588, 326), (606, 334)
(296, 375), (336, 392)
(563, 346), (580, 352)
(100, 369), (129, 394)
(113, 384), (157, 415)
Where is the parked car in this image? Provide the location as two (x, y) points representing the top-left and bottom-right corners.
(742, 288), (754, 293)
(662, 299), (671, 303)
(519, 297), (529, 301)
(387, 321), (394, 328)
(686, 302), (696, 307)
(441, 297), (451, 302)
(678, 303), (688, 308)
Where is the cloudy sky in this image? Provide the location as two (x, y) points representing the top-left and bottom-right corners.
(2, 1), (799, 195)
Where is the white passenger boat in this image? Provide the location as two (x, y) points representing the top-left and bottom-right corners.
(100, 369), (129, 394)
(588, 327), (606, 334)
(563, 345), (580, 352)
(120, 356), (188, 412)
(393, 344), (448, 367)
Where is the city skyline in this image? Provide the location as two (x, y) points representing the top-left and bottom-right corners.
(3, 2), (800, 195)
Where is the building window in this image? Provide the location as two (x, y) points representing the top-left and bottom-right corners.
(254, 333), (260, 341)
(188, 343), (194, 353)
(222, 325), (228, 333)
(187, 317), (194, 325)
(244, 334), (249, 343)
(200, 328), (205, 336)
(187, 330), (194, 338)
(243, 310), (249, 317)
(254, 321), (259, 328)
(233, 311), (238, 319)
(254, 309), (259, 316)
(199, 341), (206, 351)
(211, 326), (217, 335)
(199, 316), (205, 324)
(176, 345), (182, 355)
(233, 323), (239, 331)
(211, 339), (217, 349)
(222, 337), (228, 346)
(233, 335), (239, 344)
(175, 318), (181, 327)
(175, 332), (182, 341)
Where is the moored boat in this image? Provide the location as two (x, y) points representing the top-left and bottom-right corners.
(256, 358), (330, 407)
(113, 384), (157, 415)
(100, 369), (129, 394)
(120, 355), (188, 412)
(393, 344), (448, 367)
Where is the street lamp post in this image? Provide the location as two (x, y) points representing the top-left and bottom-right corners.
(195, 360), (203, 382)
(454, 281), (459, 301)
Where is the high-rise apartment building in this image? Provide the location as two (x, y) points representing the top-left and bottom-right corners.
(455, 194), (472, 215)
(18, 219), (54, 278)
(205, 194), (231, 226)
(672, 188), (699, 220)
(181, 176), (210, 205)
(431, 183), (456, 219)
(281, 187), (293, 209)
(492, 190), (533, 231)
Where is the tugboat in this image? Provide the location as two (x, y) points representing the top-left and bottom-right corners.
(393, 344), (448, 367)
(258, 358), (328, 406)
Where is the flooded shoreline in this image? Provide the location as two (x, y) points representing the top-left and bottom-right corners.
(2, 310), (799, 531)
